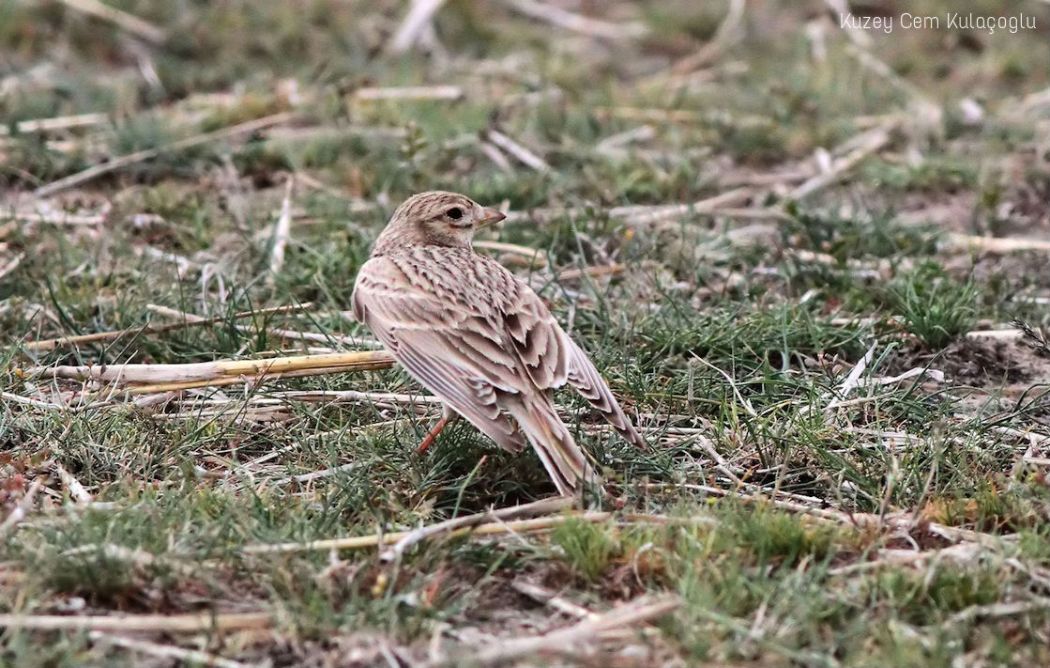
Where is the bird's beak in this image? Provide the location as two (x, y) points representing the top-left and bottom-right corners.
(477, 207), (506, 229)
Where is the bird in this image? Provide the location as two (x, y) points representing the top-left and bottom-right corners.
(351, 191), (646, 496)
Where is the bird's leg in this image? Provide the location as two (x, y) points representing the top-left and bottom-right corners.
(416, 406), (456, 454)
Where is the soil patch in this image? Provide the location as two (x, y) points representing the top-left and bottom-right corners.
(884, 338), (1043, 386)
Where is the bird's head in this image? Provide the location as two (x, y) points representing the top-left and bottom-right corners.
(372, 191), (505, 254)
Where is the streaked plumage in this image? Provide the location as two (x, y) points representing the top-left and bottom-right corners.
(352, 191), (645, 495)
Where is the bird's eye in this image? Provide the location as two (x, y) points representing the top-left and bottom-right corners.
(446, 207), (463, 220)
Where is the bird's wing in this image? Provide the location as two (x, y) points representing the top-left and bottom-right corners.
(460, 256), (643, 450)
(353, 252), (643, 455)
(498, 271), (572, 392)
(352, 255), (529, 451)
(352, 252), (600, 492)
(353, 252), (571, 394)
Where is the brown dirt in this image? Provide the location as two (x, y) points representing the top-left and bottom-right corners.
(885, 338), (1045, 386)
(970, 250), (1050, 292)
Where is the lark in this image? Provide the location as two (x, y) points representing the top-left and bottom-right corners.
(352, 191), (646, 495)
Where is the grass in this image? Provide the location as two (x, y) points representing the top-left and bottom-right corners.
(888, 262), (979, 348)
(3, 0), (1050, 665)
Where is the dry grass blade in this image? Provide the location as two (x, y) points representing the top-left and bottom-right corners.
(387, 0), (448, 55)
(616, 187), (753, 225)
(0, 391), (65, 409)
(502, 188), (755, 225)
(268, 462), (359, 487)
(19, 302), (313, 352)
(242, 511), (611, 555)
(789, 121), (898, 200)
(353, 85), (464, 101)
(0, 253), (25, 282)
(21, 350), (395, 385)
(0, 211), (105, 226)
(555, 263), (624, 281)
(245, 390), (440, 406)
(592, 105), (709, 124)
(502, 0), (647, 40)
(380, 497), (574, 561)
(16, 112), (109, 134)
(54, 462), (93, 504)
(594, 124), (655, 153)
(442, 594), (680, 666)
(0, 479), (43, 542)
(473, 240), (549, 267)
(691, 354), (757, 419)
(943, 233), (1050, 253)
(89, 632), (251, 668)
(146, 304), (380, 349)
(63, 543), (197, 577)
(112, 363), (390, 395)
(479, 140), (515, 173)
(267, 175), (294, 284)
(945, 598), (1050, 627)
(0, 612), (271, 632)
(482, 129), (550, 172)
(823, 343), (877, 411)
(966, 329), (1024, 341)
(828, 542), (983, 577)
(713, 207), (795, 221)
(145, 304), (206, 322)
(34, 112), (296, 197)
(690, 483), (1000, 547)
(669, 0), (746, 73)
(510, 581), (598, 619)
(58, 0), (165, 44)
(263, 327), (381, 348)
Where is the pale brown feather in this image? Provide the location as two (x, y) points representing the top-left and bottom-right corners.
(352, 193), (644, 494)
(565, 339), (647, 449)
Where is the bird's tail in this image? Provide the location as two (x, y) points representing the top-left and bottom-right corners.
(503, 393), (599, 496)
(566, 340), (648, 450)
